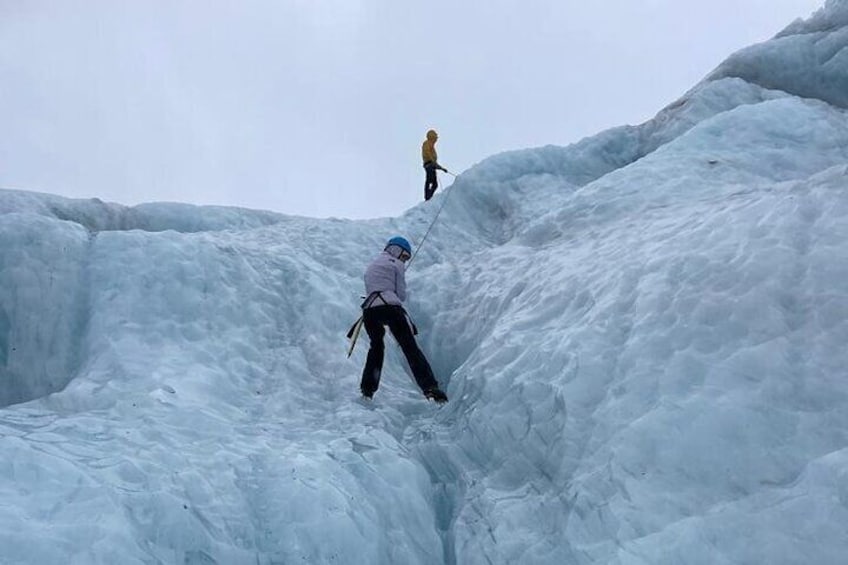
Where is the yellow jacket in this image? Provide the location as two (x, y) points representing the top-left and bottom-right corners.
(422, 129), (438, 164)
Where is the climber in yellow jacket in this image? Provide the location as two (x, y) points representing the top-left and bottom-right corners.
(421, 129), (447, 201)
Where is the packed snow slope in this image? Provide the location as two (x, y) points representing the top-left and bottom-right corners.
(2, 2), (848, 564)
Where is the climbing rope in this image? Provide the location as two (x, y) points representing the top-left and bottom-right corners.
(407, 170), (456, 267)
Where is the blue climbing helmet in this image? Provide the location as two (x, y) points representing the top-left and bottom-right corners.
(385, 236), (412, 255)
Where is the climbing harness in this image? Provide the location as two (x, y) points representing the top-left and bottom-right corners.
(346, 291), (385, 357)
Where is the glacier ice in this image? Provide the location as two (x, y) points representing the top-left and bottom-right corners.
(1, 2), (848, 564)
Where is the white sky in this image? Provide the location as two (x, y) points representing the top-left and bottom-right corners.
(0, 0), (823, 219)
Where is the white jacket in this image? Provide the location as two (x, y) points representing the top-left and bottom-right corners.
(363, 247), (407, 308)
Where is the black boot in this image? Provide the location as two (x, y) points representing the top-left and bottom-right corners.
(424, 388), (448, 404)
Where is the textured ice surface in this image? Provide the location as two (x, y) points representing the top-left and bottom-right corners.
(2, 3), (848, 564)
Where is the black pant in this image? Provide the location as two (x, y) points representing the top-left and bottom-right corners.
(360, 305), (439, 395)
(424, 162), (438, 201)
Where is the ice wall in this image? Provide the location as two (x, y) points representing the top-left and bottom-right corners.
(1, 2), (847, 564)
(0, 214), (89, 406)
(709, 0), (848, 108)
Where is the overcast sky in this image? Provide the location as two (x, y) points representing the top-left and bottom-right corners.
(0, 1), (823, 219)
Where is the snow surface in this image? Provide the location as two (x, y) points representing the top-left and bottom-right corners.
(2, 2), (848, 564)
